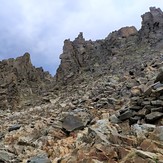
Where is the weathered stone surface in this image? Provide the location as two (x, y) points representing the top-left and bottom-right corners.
(62, 115), (85, 132)
(0, 7), (163, 163)
(145, 112), (163, 123)
(118, 109), (133, 121)
(0, 150), (18, 162)
(155, 71), (163, 84)
(27, 156), (51, 163)
(8, 124), (21, 132)
(109, 114), (120, 123)
(149, 126), (163, 141)
(136, 150), (157, 159)
(62, 108), (92, 132)
(140, 7), (163, 47)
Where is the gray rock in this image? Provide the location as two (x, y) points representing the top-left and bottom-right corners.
(151, 107), (163, 112)
(118, 110), (133, 121)
(132, 124), (156, 139)
(129, 116), (141, 125)
(0, 150), (18, 162)
(109, 114), (120, 123)
(155, 71), (163, 84)
(140, 7), (163, 46)
(141, 124), (156, 132)
(62, 108), (92, 132)
(153, 82), (163, 90)
(151, 100), (163, 106)
(145, 112), (163, 123)
(8, 124), (21, 132)
(129, 106), (142, 111)
(27, 156), (51, 163)
(62, 115), (85, 132)
(136, 150), (157, 159)
(131, 124), (146, 139)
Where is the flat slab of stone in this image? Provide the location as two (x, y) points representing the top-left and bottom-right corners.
(8, 124), (21, 132)
(62, 115), (84, 132)
(27, 156), (51, 163)
(61, 108), (92, 132)
(136, 150), (157, 159)
(118, 110), (133, 121)
(145, 112), (163, 123)
(0, 150), (17, 162)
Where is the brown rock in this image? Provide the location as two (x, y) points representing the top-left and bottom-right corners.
(117, 147), (131, 159)
(140, 139), (158, 153)
(117, 26), (137, 38)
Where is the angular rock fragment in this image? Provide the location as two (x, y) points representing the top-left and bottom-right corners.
(136, 150), (158, 159)
(109, 114), (120, 123)
(0, 150), (19, 162)
(145, 112), (163, 123)
(27, 156), (51, 163)
(62, 108), (92, 132)
(8, 124), (21, 132)
(62, 115), (85, 132)
(155, 71), (163, 84)
(118, 109), (133, 121)
(129, 105), (142, 111)
(149, 126), (163, 141)
(129, 116), (141, 125)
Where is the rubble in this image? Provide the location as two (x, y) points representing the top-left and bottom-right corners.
(0, 7), (163, 163)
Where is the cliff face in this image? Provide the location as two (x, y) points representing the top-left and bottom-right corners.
(0, 53), (53, 109)
(2, 7), (163, 109)
(56, 27), (138, 84)
(139, 7), (163, 47)
(56, 7), (163, 84)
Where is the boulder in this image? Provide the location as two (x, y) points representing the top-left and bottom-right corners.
(8, 124), (21, 132)
(145, 112), (163, 123)
(140, 7), (163, 46)
(27, 156), (51, 163)
(62, 108), (92, 132)
(118, 109), (133, 121)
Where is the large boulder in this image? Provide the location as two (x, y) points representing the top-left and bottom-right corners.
(62, 108), (92, 132)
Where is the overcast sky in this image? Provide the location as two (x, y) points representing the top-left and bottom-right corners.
(0, 0), (163, 75)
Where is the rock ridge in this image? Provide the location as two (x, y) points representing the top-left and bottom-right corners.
(56, 7), (163, 85)
(0, 53), (54, 110)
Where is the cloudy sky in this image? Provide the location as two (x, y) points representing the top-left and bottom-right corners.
(0, 0), (163, 75)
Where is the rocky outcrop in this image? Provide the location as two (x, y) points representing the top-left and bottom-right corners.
(56, 7), (163, 84)
(56, 27), (139, 84)
(0, 7), (163, 162)
(0, 53), (53, 109)
(139, 7), (163, 48)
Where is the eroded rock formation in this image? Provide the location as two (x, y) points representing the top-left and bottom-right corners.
(140, 7), (163, 47)
(56, 7), (163, 84)
(0, 53), (53, 109)
(0, 7), (163, 163)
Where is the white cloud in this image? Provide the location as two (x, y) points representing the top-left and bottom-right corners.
(0, 0), (163, 74)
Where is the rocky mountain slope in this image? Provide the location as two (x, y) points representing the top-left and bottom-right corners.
(0, 7), (163, 163)
(0, 53), (54, 110)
